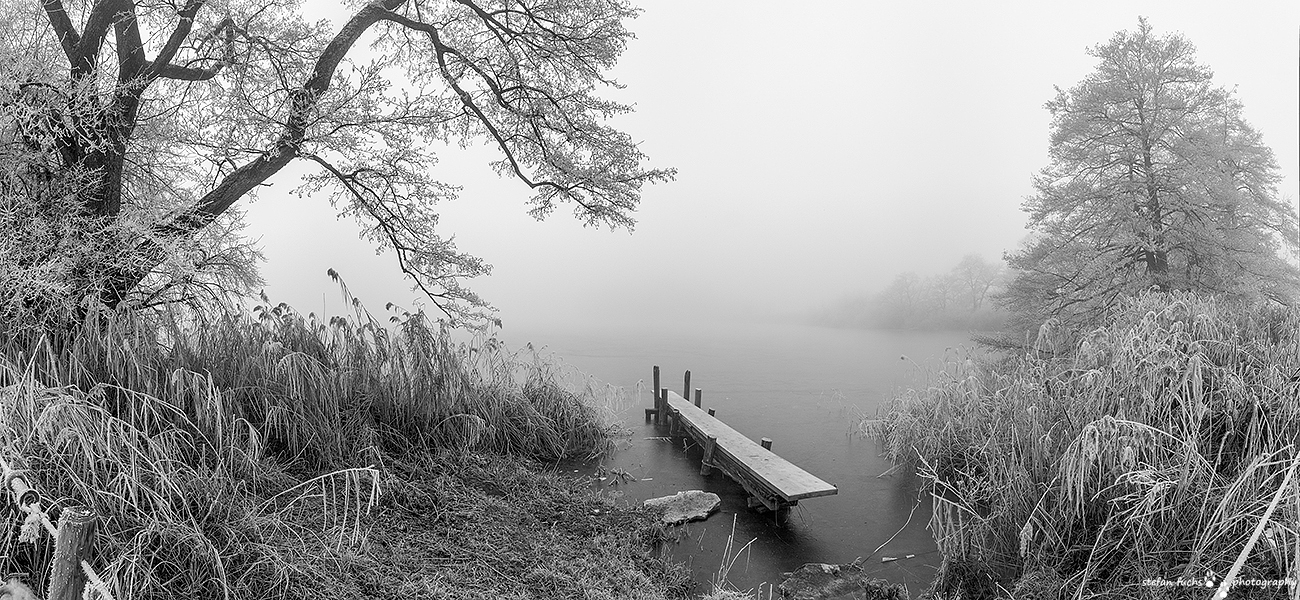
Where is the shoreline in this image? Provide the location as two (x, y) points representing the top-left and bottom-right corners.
(277, 450), (694, 599)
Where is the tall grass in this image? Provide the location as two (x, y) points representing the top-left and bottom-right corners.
(866, 292), (1300, 598)
(0, 294), (621, 598)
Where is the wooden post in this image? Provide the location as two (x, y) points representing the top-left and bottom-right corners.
(650, 368), (660, 423)
(644, 408), (655, 422)
(694, 388), (702, 408)
(49, 506), (96, 600)
(683, 370), (691, 403)
(659, 388), (668, 426)
(700, 435), (718, 476)
(707, 408), (716, 417)
(670, 408), (680, 436)
(761, 438), (773, 451)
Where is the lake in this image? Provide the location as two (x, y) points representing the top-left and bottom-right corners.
(497, 319), (973, 596)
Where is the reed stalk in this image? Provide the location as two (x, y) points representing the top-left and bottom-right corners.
(0, 293), (626, 598)
(868, 292), (1300, 598)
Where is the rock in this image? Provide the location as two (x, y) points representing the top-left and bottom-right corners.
(642, 490), (721, 525)
(777, 562), (906, 600)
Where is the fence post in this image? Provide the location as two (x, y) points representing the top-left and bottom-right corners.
(49, 506), (96, 600)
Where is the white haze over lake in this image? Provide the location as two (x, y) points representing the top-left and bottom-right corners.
(244, 1), (1300, 333)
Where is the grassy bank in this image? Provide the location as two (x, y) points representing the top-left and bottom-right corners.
(0, 297), (689, 599)
(284, 451), (691, 599)
(866, 292), (1299, 599)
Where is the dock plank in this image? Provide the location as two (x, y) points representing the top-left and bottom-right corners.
(665, 392), (837, 501)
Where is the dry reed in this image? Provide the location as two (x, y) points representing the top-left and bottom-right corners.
(0, 292), (626, 599)
(867, 292), (1300, 599)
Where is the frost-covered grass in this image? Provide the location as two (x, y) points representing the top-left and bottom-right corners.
(0, 298), (680, 599)
(865, 292), (1300, 599)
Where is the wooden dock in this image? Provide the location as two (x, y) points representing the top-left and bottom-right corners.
(645, 366), (837, 513)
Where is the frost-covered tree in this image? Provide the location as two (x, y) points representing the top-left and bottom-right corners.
(0, 0), (671, 329)
(1001, 18), (1298, 333)
(952, 253), (1001, 312)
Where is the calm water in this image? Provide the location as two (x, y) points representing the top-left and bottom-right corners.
(499, 320), (972, 596)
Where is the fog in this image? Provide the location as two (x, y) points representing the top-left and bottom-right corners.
(243, 1), (1300, 334)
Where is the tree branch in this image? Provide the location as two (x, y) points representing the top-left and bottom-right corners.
(378, 10), (577, 202)
(154, 63), (227, 81)
(161, 0), (408, 233)
(40, 0), (81, 60)
(303, 153), (462, 321)
(73, 0), (132, 75)
(113, 5), (148, 78)
(151, 0), (208, 70)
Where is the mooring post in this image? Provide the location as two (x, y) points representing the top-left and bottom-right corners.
(670, 408), (681, 436)
(683, 370), (691, 403)
(659, 388), (669, 426)
(49, 505), (96, 600)
(652, 366), (661, 424)
(707, 408), (716, 417)
(700, 435), (718, 476)
(761, 438), (773, 451)
(694, 388), (702, 408)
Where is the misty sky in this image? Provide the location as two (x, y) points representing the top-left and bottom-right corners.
(242, 1), (1300, 333)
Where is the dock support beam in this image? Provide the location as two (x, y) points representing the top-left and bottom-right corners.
(700, 435), (718, 476)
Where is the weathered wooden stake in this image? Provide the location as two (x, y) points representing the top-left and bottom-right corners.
(652, 366), (661, 423)
(707, 408), (716, 417)
(670, 408), (681, 436)
(683, 370), (691, 403)
(694, 388), (702, 408)
(700, 435), (718, 476)
(49, 506), (96, 600)
(761, 438), (773, 450)
(660, 388), (669, 426)
(644, 408), (655, 422)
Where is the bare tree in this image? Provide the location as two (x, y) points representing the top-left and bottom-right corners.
(0, 0), (672, 326)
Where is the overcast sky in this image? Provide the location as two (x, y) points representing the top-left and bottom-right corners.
(242, 1), (1300, 333)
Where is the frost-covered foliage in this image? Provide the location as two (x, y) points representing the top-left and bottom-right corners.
(0, 0), (670, 327)
(1002, 19), (1298, 338)
(868, 292), (1300, 598)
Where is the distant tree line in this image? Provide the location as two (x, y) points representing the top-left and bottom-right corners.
(812, 254), (1008, 331)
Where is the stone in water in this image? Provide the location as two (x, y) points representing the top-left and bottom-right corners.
(643, 490), (721, 525)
